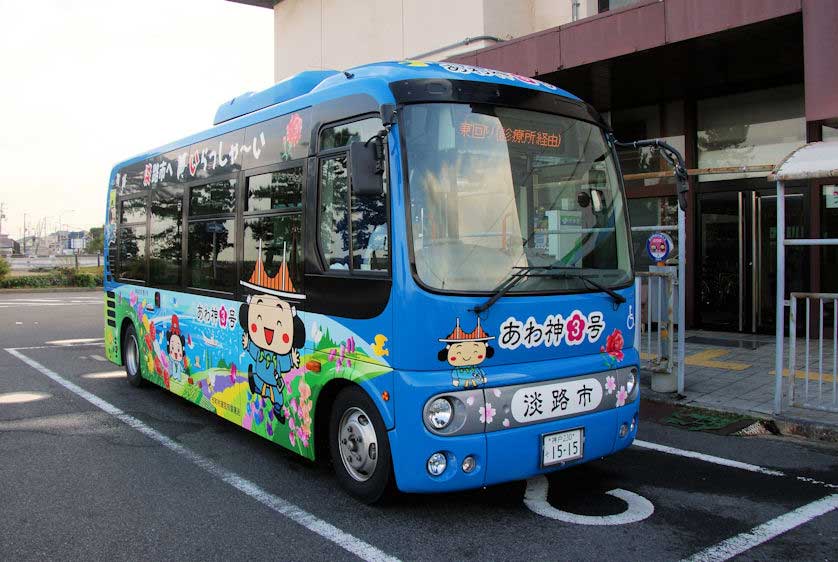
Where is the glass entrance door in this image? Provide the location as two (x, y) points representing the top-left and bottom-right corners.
(755, 192), (807, 333)
(697, 187), (808, 333)
(697, 191), (743, 331)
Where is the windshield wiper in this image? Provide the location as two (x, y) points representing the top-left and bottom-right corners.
(470, 266), (544, 314)
(548, 270), (626, 306)
(471, 266), (626, 314)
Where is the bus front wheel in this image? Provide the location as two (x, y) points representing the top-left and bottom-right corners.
(123, 323), (144, 388)
(329, 386), (393, 504)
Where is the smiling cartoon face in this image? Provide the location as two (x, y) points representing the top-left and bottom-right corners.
(445, 341), (491, 367)
(246, 295), (297, 355)
(168, 334), (184, 362)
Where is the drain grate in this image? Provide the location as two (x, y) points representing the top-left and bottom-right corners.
(661, 410), (755, 435)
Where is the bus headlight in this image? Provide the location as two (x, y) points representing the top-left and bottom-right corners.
(427, 452), (447, 476)
(427, 398), (453, 429)
(626, 370), (637, 396)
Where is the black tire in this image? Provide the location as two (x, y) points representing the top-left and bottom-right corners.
(329, 386), (393, 504)
(123, 323), (144, 388)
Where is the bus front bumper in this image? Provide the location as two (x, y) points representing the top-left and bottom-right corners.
(387, 386), (639, 494)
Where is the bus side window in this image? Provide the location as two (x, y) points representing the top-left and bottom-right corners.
(118, 196), (148, 282)
(319, 156), (350, 269)
(186, 179), (237, 293)
(149, 186), (183, 287)
(317, 117), (389, 274)
(242, 166), (305, 293)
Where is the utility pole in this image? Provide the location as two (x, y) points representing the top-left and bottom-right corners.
(22, 213), (27, 255)
(0, 202), (6, 235)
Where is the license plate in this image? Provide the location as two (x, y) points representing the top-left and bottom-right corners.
(541, 428), (584, 467)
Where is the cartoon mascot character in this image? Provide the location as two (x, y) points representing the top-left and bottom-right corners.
(166, 314), (187, 382)
(438, 318), (495, 388)
(239, 242), (306, 424)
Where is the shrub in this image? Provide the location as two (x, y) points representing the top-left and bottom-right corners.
(73, 272), (96, 287)
(0, 256), (9, 280)
(0, 274), (67, 289)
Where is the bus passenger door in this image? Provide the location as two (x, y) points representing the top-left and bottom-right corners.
(304, 115), (393, 376)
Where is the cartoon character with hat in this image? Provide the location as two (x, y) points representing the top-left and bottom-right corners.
(166, 314), (187, 382)
(239, 242), (306, 424)
(438, 318), (495, 388)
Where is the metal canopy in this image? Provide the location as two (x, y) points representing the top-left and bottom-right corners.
(768, 140), (838, 181)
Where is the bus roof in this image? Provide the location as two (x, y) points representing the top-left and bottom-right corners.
(111, 60), (579, 174)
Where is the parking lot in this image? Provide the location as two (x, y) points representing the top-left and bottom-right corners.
(1, 292), (836, 561)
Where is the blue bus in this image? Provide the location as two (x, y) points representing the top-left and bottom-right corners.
(104, 60), (640, 503)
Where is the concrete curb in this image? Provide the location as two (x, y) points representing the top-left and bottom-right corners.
(640, 386), (838, 443)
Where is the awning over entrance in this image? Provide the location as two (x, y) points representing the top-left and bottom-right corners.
(768, 141), (838, 181)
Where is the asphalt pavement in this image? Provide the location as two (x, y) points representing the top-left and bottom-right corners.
(1, 291), (836, 561)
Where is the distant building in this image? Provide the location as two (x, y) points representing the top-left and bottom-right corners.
(0, 233), (14, 257)
(67, 231), (87, 252)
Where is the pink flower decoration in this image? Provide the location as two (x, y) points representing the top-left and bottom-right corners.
(466, 396), (475, 406)
(602, 329), (625, 362)
(479, 402), (496, 424)
(285, 113), (303, 146)
(328, 349), (336, 361)
(616, 385), (628, 407)
(493, 389), (502, 397)
(289, 417), (296, 431)
(605, 375), (617, 394)
(502, 418), (510, 428)
(289, 431), (296, 446)
(230, 363), (237, 377)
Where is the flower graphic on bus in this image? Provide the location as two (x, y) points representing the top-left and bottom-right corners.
(281, 112), (304, 160)
(239, 242), (306, 425)
(438, 318), (495, 388)
(600, 328), (625, 367)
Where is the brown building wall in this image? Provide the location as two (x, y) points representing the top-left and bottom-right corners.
(803, 0), (838, 124)
(448, 0), (815, 84)
(664, 0), (800, 42)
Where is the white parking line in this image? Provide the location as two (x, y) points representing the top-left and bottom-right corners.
(45, 338), (104, 346)
(11, 342), (104, 350)
(633, 439), (786, 477)
(683, 494), (838, 562)
(524, 475), (654, 525)
(5, 347), (399, 562)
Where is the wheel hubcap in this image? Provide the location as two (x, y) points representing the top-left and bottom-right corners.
(338, 407), (378, 482)
(125, 334), (139, 377)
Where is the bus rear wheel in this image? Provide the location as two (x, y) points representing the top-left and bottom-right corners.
(329, 386), (393, 504)
(123, 323), (144, 388)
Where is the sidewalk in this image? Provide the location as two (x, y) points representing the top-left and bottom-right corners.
(640, 329), (838, 441)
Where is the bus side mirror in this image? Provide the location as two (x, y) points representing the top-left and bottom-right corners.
(350, 139), (385, 196)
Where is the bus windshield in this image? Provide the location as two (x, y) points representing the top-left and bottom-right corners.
(403, 102), (632, 294)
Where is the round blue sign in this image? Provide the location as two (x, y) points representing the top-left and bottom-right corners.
(646, 232), (673, 262)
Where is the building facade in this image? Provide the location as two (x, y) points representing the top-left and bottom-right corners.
(231, 0), (838, 333)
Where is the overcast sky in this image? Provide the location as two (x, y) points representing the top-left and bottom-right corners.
(0, 0), (273, 240)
